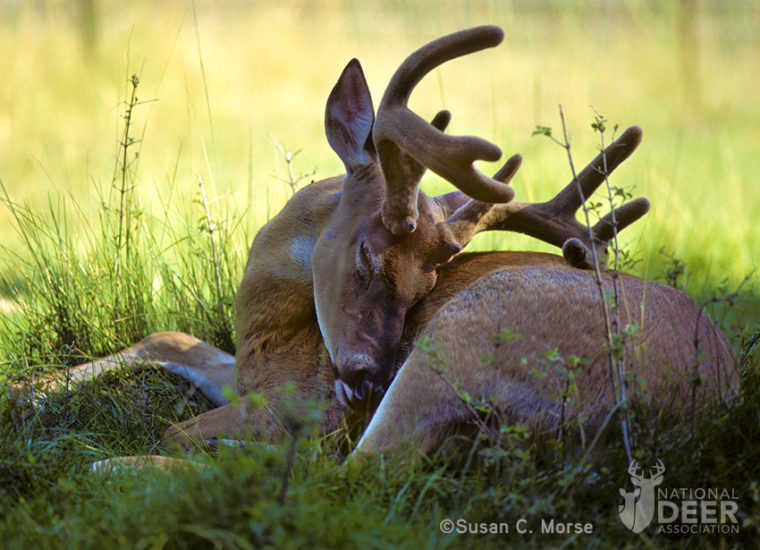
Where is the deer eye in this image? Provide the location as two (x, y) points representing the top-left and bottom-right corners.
(356, 240), (373, 284)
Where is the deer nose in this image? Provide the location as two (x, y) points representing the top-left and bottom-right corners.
(354, 376), (372, 401)
(339, 353), (377, 406)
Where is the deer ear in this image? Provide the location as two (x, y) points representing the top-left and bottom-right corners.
(426, 241), (461, 267)
(424, 223), (463, 267)
(325, 59), (376, 171)
(426, 228), (462, 267)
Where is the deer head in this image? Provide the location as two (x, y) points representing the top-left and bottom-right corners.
(312, 26), (651, 409)
(312, 27), (520, 408)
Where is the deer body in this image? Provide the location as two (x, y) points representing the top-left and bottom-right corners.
(353, 264), (735, 459)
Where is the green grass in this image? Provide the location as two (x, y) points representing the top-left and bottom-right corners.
(1, 1), (759, 548)
(1, 1), (758, 297)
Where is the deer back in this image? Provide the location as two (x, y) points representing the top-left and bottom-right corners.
(354, 264), (736, 459)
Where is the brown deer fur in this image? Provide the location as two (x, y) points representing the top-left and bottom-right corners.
(353, 263), (735, 459)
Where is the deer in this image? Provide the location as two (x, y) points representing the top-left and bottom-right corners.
(11, 27), (733, 470)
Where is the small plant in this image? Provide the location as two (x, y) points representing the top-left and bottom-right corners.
(540, 349), (591, 454)
(269, 134), (317, 197)
(658, 247), (688, 289)
(534, 108), (637, 464)
(269, 382), (328, 504)
(415, 334), (533, 466)
(112, 74), (142, 308)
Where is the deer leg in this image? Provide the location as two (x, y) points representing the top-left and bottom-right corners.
(161, 392), (357, 451)
(90, 455), (205, 474)
(160, 402), (265, 449)
(350, 358), (469, 461)
(10, 332), (235, 412)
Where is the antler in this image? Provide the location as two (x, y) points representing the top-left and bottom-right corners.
(650, 459), (665, 478)
(628, 460), (641, 479)
(374, 26), (516, 235)
(439, 126), (650, 269)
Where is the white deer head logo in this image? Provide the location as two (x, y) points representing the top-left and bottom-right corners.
(618, 459), (665, 533)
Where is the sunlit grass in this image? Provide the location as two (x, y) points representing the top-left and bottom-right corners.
(1, 1), (758, 305)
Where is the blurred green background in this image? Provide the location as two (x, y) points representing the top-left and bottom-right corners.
(1, 0), (758, 308)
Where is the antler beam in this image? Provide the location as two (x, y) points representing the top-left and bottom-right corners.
(440, 126), (649, 269)
(374, 26), (516, 235)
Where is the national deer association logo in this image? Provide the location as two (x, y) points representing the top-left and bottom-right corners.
(618, 459), (665, 533)
(617, 458), (740, 536)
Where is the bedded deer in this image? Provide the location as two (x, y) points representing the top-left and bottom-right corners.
(12, 27), (733, 465)
(350, 258), (735, 460)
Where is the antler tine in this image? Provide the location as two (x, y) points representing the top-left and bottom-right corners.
(391, 110), (453, 195)
(493, 153), (523, 183)
(594, 197), (651, 242)
(550, 126), (643, 212)
(453, 125), (648, 270)
(430, 110), (452, 132)
(374, 26), (515, 235)
(563, 195), (651, 267)
(438, 154), (523, 248)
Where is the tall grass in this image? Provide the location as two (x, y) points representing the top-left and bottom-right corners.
(0, 70), (243, 370)
(1, 1), (758, 302)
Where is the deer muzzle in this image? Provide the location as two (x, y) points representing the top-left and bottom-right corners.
(335, 352), (386, 408)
